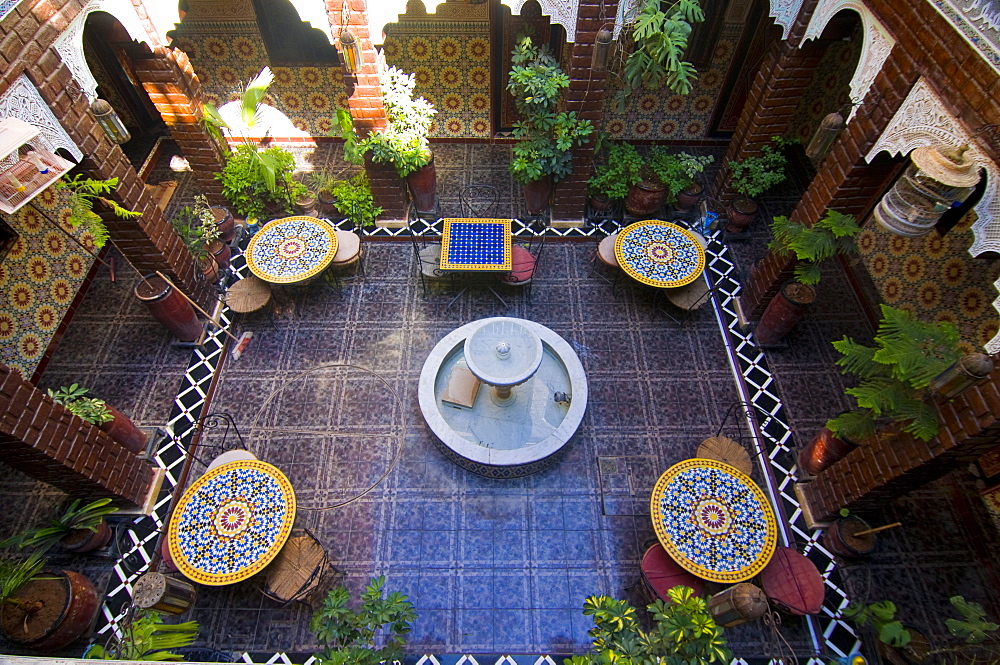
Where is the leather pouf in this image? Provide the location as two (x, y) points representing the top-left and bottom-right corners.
(641, 543), (705, 600)
(760, 546), (825, 615)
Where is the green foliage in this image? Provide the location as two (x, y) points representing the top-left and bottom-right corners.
(728, 139), (788, 198)
(336, 109), (364, 167)
(331, 173), (383, 228)
(202, 67), (275, 141)
(827, 305), (961, 442)
(55, 174), (141, 249)
(171, 196), (221, 259)
(85, 610), (199, 661)
(358, 68), (436, 177)
(218, 144), (307, 219)
(946, 596), (1000, 644)
(507, 36), (594, 184)
(646, 146), (715, 197)
(768, 210), (861, 285)
(0, 551), (46, 605)
(843, 600), (912, 647)
(47, 383), (113, 426)
(616, 0), (705, 109)
(589, 143), (712, 200)
(5, 498), (116, 554)
(566, 587), (731, 665)
(311, 576), (417, 665)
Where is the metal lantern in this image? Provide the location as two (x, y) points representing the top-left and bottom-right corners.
(805, 110), (845, 164)
(339, 28), (363, 73)
(708, 582), (768, 627)
(592, 28), (613, 71)
(873, 144), (980, 237)
(90, 98), (131, 144)
(930, 353), (994, 399)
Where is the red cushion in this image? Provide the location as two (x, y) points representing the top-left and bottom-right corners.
(760, 547), (825, 615)
(500, 245), (537, 284)
(641, 543), (705, 600)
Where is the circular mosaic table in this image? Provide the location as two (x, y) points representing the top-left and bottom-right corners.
(167, 460), (296, 586)
(245, 216), (338, 284)
(650, 458), (777, 583)
(615, 220), (706, 288)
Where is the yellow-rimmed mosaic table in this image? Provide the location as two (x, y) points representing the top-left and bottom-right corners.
(167, 460), (296, 586)
(245, 216), (338, 284)
(615, 220), (705, 288)
(650, 458), (777, 583)
(440, 218), (512, 272)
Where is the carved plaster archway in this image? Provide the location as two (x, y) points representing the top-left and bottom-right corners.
(769, 0), (805, 39)
(866, 77), (1000, 353)
(802, 0), (894, 122)
(53, 0), (154, 101)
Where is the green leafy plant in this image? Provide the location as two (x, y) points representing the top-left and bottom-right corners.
(729, 138), (788, 198)
(310, 575), (417, 665)
(4, 498), (116, 554)
(331, 173), (383, 228)
(768, 210), (861, 285)
(56, 175), (142, 248)
(0, 551), (46, 607)
(171, 196), (221, 260)
(946, 596), (1000, 645)
(589, 143), (712, 200)
(218, 144), (307, 219)
(358, 68), (436, 177)
(566, 587), (731, 665)
(646, 147), (715, 198)
(842, 600), (912, 647)
(588, 143), (643, 200)
(47, 383), (113, 426)
(85, 610), (199, 661)
(826, 304), (961, 443)
(507, 36), (594, 185)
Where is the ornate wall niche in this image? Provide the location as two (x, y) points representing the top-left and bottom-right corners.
(866, 77), (1000, 352)
(802, 0), (894, 122)
(0, 75), (83, 162)
(769, 0), (805, 39)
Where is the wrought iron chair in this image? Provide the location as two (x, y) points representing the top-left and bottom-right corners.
(408, 206), (451, 297)
(496, 232), (545, 303)
(460, 185), (500, 217)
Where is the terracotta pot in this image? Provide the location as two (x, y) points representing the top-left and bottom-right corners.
(406, 155), (437, 213)
(726, 196), (758, 232)
(134, 274), (202, 342)
(625, 180), (666, 216)
(197, 255), (219, 282)
(208, 240), (231, 269)
(798, 426), (858, 476)
(523, 175), (553, 215)
(0, 570), (100, 651)
(99, 405), (148, 454)
(317, 188), (337, 216)
(211, 206), (236, 243)
(294, 193), (318, 217)
(754, 281), (816, 346)
(675, 180), (703, 212)
(589, 193), (613, 213)
(822, 515), (876, 558)
(60, 520), (113, 554)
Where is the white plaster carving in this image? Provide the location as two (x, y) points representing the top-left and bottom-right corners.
(54, 0), (154, 101)
(0, 75), (83, 162)
(287, 0), (338, 45)
(614, 0), (640, 40)
(769, 0), (805, 39)
(865, 77), (1000, 353)
(370, 0), (578, 42)
(802, 0), (895, 122)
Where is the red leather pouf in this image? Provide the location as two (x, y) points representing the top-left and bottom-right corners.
(759, 546), (825, 615)
(641, 543), (706, 600)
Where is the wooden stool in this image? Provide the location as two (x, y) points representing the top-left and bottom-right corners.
(133, 572), (196, 615)
(260, 528), (337, 608)
(225, 276), (272, 314)
(697, 436), (753, 476)
(591, 233), (622, 290)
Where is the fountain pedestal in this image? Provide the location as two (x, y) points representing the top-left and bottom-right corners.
(464, 318), (543, 406)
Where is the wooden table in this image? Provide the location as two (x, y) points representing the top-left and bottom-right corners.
(167, 460), (296, 586)
(649, 458), (777, 583)
(440, 218), (512, 307)
(245, 216), (339, 284)
(615, 220), (705, 288)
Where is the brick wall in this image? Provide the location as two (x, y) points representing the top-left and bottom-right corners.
(0, 363), (155, 507)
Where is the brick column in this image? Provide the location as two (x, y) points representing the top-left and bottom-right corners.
(133, 47), (227, 205)
(551, 0), (618, 222)
(0, 364), (155, 507)
(800, 364), (1000, 519)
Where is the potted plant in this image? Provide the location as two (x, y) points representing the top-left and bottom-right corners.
(754, 209), (861, 346)
(330, 173), (383, 230)
(170, 197), (224, 277)
(632, 147), (714, 216)
(822, 508), (879, 559)
(507, 36), (594, 215)
(56, 174), (142, 248)
(84, 609), (199, 660)
(587, 142), (639, 216)
(310, 575), (416, 665)
(355, 69), (437, 213)
(6, 498), (117, 554)
(725, 137), (789, 232)
(47, 383), (148, 454)
(799, 305), (961, 474)
(566, 587), (731, 664)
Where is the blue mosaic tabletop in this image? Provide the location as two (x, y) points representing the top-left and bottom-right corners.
(650, 458), (777, 583)
(615, 221), (706, 288)
(167, 460), (296, 586)
(245, 216), (338, 283)
(440, 218), (512, 271)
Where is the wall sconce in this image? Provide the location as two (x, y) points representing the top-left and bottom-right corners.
(873, 144), (980, 237)
(592, 28), (613, 71)
(805, 110), (845, 164)
(339, 28), (362, 74)
(930, 353), (994, 399)
(90, 98), (131, 144)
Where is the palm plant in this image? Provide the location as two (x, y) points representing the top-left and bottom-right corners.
(4, 498), (116, 554)
(0, 551), (46, 607)
(85, 610), (199, 661)
(767, 209), (861, 285)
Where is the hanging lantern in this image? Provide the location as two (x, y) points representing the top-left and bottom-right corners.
(592, 28), (613, 71)
(805, 110), (845, 164)
(930, 353), (994, 399)
(339, 28), (363, 74)
(873, 144), (980, 237)
(90, 98), (131, 144)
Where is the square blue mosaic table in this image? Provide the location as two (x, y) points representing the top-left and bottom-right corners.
(440, 218), (512, 271)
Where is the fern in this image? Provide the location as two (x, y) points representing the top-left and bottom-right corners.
(55, 175), (140, 248)
(832, 336), (883, 379)
(768, 210), (859, 286)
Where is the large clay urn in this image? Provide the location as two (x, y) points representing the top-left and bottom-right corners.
(797, 426), (858, 476)
(675, 180), (703, 212)
(726, 196), (758, 232)
(406, 154), (437, 213)
(523, 175), (553, 216)
(210, 206), (236, 243)
(99, 405), (148, 454)
(754, 281), (816, 346)
(134, 274), (202, 342)
(0, 570), (100, 651)
(625, 180), (666, 216)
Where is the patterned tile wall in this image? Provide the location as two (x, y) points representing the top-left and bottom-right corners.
(787, 31), (862, 145)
